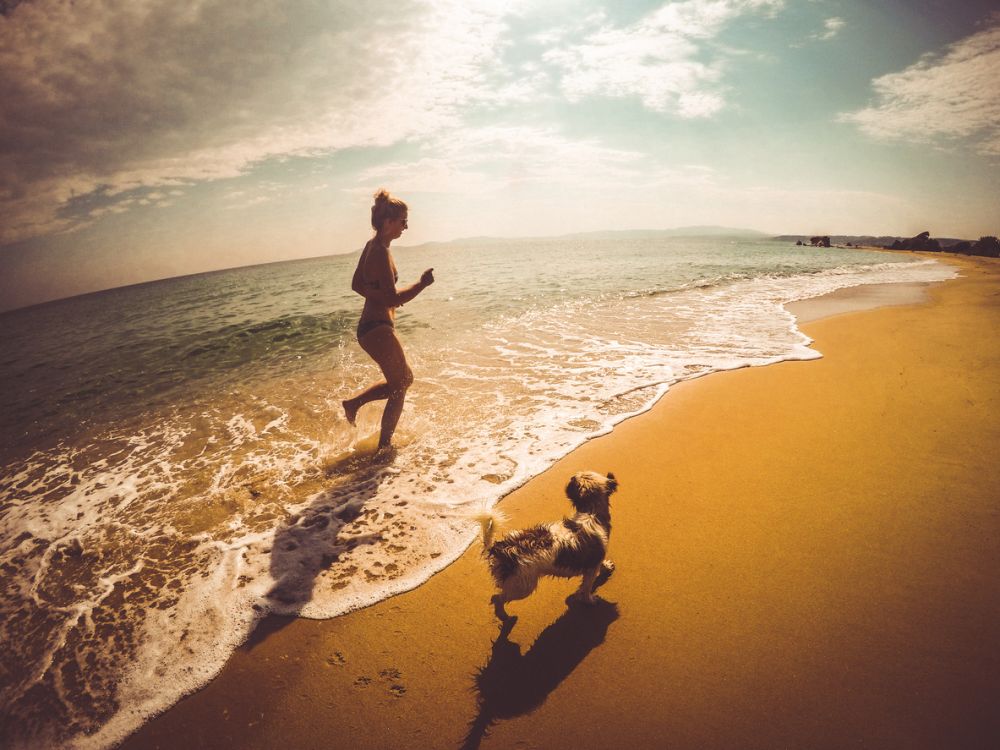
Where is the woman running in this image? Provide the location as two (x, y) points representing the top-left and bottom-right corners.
(342, 189), (434, 452)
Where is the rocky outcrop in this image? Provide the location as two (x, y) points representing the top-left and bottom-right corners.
(780, 233), (996, 254)
(950, 236), (1000, 258)
(888, 231), (942, 252)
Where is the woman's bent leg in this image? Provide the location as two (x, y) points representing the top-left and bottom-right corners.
(342, 381), (392, 425)
(353, 327), (413, 448)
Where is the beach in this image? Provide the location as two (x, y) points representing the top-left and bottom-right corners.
(114, 253), (1000, 749)
(4, 2), (999, 747)
(2, 238), (964, 748)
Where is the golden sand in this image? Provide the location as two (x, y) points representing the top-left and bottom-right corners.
(123, 255), (1000, 750)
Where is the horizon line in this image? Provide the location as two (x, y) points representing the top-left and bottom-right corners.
(2, 227), (989, 315)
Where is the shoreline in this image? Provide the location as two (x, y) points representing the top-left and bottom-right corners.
(785, 280), (931, 323)
(119, 255), (1000, 749)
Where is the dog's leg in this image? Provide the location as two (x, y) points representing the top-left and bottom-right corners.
(491, 593), (512, 621)
(502, 575), (538, 603)
(593, 558), (615, 591)
(572, 565), (602, 605)
(492, 575), (537, 620)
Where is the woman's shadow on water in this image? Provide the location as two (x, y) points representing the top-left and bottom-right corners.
(244, 450), (396, 649)
(461, 597), (620, 750)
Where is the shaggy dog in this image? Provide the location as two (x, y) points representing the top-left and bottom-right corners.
(477, 471), (618, 620)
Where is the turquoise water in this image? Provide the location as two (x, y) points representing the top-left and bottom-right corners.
(0, 234), (955, 748)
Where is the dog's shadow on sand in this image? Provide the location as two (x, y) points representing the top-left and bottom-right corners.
(461, 598), (620, 750)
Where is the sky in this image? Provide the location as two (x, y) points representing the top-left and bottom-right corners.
(1, 0), (998, 311)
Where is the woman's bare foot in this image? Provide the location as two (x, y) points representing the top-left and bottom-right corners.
(372, 445), (398, 464)
(342, 399), (359, 426)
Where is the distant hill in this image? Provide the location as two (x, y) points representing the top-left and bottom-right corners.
(560, 226), (770, 239)
(404, 226), (770, 250)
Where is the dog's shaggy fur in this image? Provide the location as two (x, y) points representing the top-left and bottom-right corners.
(477, 471), (618, 619)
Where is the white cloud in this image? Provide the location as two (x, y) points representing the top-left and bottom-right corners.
(816, 16), (845, 40)
(0, 0), (527, 245)
(542, 0), (783, 115)
(840, 19), (1000, 156)
(677, 91), (727, 118)
(0, 0), (793, 247)
(791, 15), (845, 47)
(355, 125), (716, 197)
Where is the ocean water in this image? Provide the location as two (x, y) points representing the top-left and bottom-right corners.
(0, 235), (956, 747)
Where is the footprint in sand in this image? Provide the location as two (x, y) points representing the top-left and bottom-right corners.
(379, 668), (406, 697)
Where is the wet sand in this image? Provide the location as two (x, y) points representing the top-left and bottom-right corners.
(786, 280), (931, 322)
(122, 255), (1000, 750)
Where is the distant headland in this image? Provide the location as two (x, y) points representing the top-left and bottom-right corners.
(775, 232), (1000, 258)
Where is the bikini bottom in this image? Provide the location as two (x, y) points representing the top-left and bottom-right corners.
(357, 318), (393, 339)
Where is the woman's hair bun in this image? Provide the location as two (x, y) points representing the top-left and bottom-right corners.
(370, 189), (408, 231)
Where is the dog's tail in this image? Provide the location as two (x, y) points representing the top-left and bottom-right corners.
(472, 506), (507, 549)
